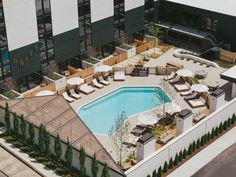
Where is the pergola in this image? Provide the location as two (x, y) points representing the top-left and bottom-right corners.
(220, 65), (236, 99)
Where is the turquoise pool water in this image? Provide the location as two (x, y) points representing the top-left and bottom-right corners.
(78, 87), (170, 134)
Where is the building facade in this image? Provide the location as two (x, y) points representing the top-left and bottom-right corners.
(0, 0), (236, 90)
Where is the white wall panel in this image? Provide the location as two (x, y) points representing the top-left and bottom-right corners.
(125, 0), (144, 12)
(90, 0), (114, 23)
(2, 0), (39, 51)
(167, 0), (236, 17)
(50, 0), (79, 36)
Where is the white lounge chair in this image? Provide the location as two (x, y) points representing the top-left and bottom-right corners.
(62, 92), (74, 103)
(79, 84), (95, 95)
(114, 71), (125, 81)
(98, 76), (110, 86)
(180, 90), (193, 96)
(174, 83), (190, 92)
(69, 89), (81, 99)
(188, 98), (206, 108)
(164, 72), (176, 81)
(92, 79), (104, 89)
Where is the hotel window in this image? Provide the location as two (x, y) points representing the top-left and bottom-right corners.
(114, 0), (125, 39)
(144, 0), (154, 28)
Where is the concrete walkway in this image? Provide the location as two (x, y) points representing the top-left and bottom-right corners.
(0, 137), (60, 177)
(167, 126), (236, 177)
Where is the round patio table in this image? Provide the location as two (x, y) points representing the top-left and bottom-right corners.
(195, 70), (207, 79)
(36, 90), (54, 96)
(207, 81), (220, 90)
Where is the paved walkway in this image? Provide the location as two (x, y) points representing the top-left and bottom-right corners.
(167, 126), (236, 177)
(0, 137), (60, 177)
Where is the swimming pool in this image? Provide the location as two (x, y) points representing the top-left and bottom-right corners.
(78, 87), (171, 134)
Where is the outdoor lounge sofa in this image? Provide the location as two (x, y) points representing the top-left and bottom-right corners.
(62, 92), (74, 103)
(131, 124), (148, 136)
(92, 79), (104, 89)
(98, 76), (110, 86)
(184, 92), (198, 100)
(188, 98), (206, 108)
(114, 71), (125, 81)
(174, 83), (190, 92)
(193, 112), (206, 123)
(69, 89), (81, 99)
(157, 131), (174, 144)
(79, 84), (95, 95)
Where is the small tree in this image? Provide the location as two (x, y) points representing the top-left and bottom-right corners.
(231, 114), (236, 124)
(38, 124), (45, 153)
(92, 154), (99, 177)
(197, 139), (200, 149)
(157, 166), (162, 177)
(174, 154), (179, 166)
(188, 143), (192, 155)
(227, 118), (231, 128)
(149, 25), (160, 58)
(54, 134), (62, 162)
(223, 121), (227, 130)
(207, 132), (211, 143)
(4, 103), (11, 132)
(19, 115), (27, 142)
(211, 127), (215, 139)
(200, 136), (204, 146)
(162, 161), (168, 173)
(13, 113), (20, 137)
(215, 127), (219, 136)
(192, 141), (196, 152)
(79, 147), (86, 177)
(152, 170), (157, 177)
(28, 122), (35, 147)
(183, 149), (187, 159)
(65, 139), (73, 170)
(109, 111), (131, 167)
(219, 123), (223, 133)
(44, 127), (51, 158)
(101, 163), (110, 177)
(168, 158), (173, 169)
(178, 150), (183, 162)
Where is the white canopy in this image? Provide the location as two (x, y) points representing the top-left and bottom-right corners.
(67, 77), (84, 86)
(36, 90), (55, 97)
(177, 69), (194, 77)
(191, 84), (209, 93)
(95, 65), (112, 72)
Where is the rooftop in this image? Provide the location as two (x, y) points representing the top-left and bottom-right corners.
(220, 65), (236, 83)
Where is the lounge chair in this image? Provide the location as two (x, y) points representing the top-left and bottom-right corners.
(164, 72), (176, 81)
(98, 76), (110, 86)
(69, 89), (81, 99)
(193, 112), (206, 123)
(174, 83), (190, 92)
(62, 92), (74, 102)
(184, 92), (198, 100)
(131, 124), (147, 136)
(157, 131), (174, 144)
(188, 98), (206, 108)
(180, 90), (193, 96)
(92, 79), (104, 89)
(114, 71), (125, 81)
(79, 84), (95, 95)
(169, 76), (182, 84)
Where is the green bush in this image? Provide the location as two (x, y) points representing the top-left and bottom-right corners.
(178, 151), (183, 162)
(219, 123), (223, 133)
(147, 175), (151, 177)
(215, 127), (219, 136)
(192, 141), (196, 152)
(200, 136), (204, 146)
(157, 166), (162, 177)
(223, 121), (227, 130)
(211, 127), (215, 139)
(168, 158), (173, 169)
(227, 118), (231, 128)
(183, 149), (187, 159)
(188, 143), (192, 155)
(196, 139), (200, 149)
(162, 161), (168, 173)
(204, 134), (207, 144)
(231, 114), (236, 124)
(152, 170), (157, 177)
(174, 154), (179, 166)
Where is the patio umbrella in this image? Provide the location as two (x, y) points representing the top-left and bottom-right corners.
(66, 77), (84, 86)
(164, 102), (181, 114)
(138, 113), (159, 125)
(95, 65), (112, 73)
(176, 69), (194, 77)
(191, 84), (209, 93)
(36, 90), (54, 97)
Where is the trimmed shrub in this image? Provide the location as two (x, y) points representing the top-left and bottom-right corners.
(196, 139), (200, 149)
(231, 114), (236, 124)
(179, 150), (183, 162)
(183, 149), (187, 159)
(168, 158), (173, 169)
(162, 161), (168, 173)
(200, 136), (204, 146)
(227, 118), (231, 128)
(207, 132), (211, 143)
(157, 166), (162, 177)
(188, 143), (192, 155)
(174, 154), (179, 166)
(152, 170), (157, 177)
(211, 127), (215, 139)
(223, 121), (227, 130)
(219, 123), (223, 133)
(203, 134), (207, 144)
(192, 141), (196, 152)
(215, 127), (219, 136)
(4, 103), (11, 132)
(147, 175), (151, 177)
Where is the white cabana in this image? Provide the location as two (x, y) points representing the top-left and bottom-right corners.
(66, 77), (84, 86)
(176, 69), (194, 77)
(95, 65), (112, 73)
(36, 90), (55, 97)
(191, 84), (209, 93)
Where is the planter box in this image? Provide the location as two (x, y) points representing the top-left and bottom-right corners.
(0, 90), (23, 99)
(82, 57), (101, 68)
(116, 44), (136, 58)
(44, 72), (66, 91)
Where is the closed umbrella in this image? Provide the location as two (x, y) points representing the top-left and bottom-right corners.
(176, 69), (194, 77)
(191, 84), (209, 93)
(95, 65), (112, 72)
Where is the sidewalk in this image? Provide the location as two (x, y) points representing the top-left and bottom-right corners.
(0, 137), (60, 177)
(167, 126), (236, 177)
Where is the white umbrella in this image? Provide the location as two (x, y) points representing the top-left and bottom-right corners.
(95, 65), (112, 72)
(138, 113), (159, 125)
(176, 69), (194, 77)
(164, 102), (181, 114)
(191, 84), (209, 93)
(36, 90), (54, 97)
(67, 77), (84, 86)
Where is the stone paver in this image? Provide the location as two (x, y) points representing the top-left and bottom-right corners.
(167, 126), (236, 177)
